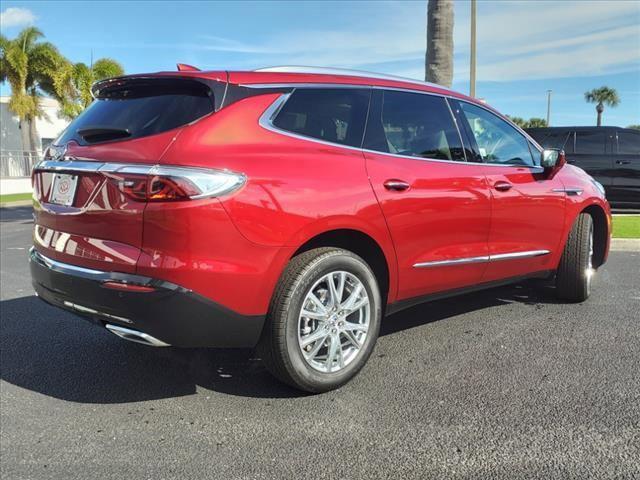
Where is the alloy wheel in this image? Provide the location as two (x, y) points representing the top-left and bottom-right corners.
(297, 271), (370, 373)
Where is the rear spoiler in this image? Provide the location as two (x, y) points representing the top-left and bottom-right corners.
(91, 74), (229, 111)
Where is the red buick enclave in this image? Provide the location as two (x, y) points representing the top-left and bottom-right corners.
(30, 66), (611, 392)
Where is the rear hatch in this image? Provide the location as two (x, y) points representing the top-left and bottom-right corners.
(33, 76), (222, 272)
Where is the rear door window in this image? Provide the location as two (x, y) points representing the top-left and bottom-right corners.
(617, 130), (640, 154)
(575, 131), (605, 154)
(272, 88), (370, 147)
(57, 78), (215, 145)
(364, 90), (466, 161)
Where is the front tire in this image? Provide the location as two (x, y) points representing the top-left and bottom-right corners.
(259, 247), (382, 393)
(556, 213), (594, 302)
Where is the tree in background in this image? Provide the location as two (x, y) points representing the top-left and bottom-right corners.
(506, 116), (548, 129)
(425, 0), (454, 87)
(57, 58), (124, 119)
(527, 118), (548, 128)
(0, 27), (68, 153)
(627, 125), (639, 130)
(584, 86), (620, 127)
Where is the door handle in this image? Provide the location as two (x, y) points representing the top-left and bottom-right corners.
(616, 160), (631, 165)
(493, 181), (513, 192)
(383, 179), (410, 191)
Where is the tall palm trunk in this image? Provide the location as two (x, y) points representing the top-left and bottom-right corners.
(596, 102), (604, 127)
(28, 118), (40, 155)
(425, 0), (454, 87)
(18, 118), (39, 166)
(18, 119), (32, 155)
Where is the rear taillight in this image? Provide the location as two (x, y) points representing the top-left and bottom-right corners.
(105, 165), (245, 202)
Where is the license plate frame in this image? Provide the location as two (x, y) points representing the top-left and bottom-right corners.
(50, 173), (79, 206)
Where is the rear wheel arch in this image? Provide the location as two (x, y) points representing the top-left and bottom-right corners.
(580, 204), (608, 268)
(291, 229), (391, 309)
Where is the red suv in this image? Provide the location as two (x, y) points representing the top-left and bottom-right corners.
(30, 66), (611, 392)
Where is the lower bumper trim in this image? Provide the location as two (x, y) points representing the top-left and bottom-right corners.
(30, 248), (265, 348)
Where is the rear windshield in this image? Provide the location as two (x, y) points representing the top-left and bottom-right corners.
(56, 79), (215, 145)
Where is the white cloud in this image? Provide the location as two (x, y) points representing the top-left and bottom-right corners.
(0, 7), (36, 28)
(194, 0), (640, 82)
(75, 0), (640, 83)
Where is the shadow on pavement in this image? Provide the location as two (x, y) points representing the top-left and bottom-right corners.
(0, 205), (33, 223)
(0, 281), (560, 404)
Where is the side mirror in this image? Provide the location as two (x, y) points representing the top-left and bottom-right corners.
(541, 149), (566, 176)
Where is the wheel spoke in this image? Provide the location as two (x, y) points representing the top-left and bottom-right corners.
(300, 308), (326, 321)
(301, 328), (329, 348)
(343, 330), (361, 349)
(341, 283), (364, 312)
(325, 335), (339, 372)
(343, 321), (368, 333)
(327, 272), (345, 308)
(304, 335), (327, 360)
(306, 292), (328, 315)
(346, 296), (369, 315)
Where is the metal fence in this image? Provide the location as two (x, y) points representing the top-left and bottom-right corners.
(0, 151), (41, 178)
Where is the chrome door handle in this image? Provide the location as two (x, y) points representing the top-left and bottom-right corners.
(616, 160), (631, 165)
(383, 179), (410, 191)
(494, 181), (513, 192)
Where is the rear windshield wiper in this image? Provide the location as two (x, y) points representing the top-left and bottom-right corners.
(77, 126), (132, 143)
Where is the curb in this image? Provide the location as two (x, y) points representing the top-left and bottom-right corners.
(0, 200), (33, 208)
(610, 238), (640, 252)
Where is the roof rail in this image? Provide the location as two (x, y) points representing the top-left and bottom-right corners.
(253, 66), (452, 91)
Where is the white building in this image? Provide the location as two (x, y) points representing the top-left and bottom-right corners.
(0, 96), (70, 194)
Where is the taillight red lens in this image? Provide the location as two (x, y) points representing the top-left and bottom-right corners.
(105, 165), (245, 202)
(114, 174), (148, 202)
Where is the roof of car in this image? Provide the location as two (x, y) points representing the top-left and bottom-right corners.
(226, 66), (474, 100)
(109, 66), (472, 101)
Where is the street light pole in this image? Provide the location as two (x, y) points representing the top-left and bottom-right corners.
(546, 90), (552, 126)
(470, 0), (477, 98)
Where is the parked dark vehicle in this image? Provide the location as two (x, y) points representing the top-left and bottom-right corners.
(526, 126), (640, 208)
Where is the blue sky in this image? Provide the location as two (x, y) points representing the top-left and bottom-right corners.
(1, 1), (639, 126)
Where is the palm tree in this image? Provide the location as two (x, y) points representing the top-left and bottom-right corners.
(56, 57), (124, 119)
(527, 117), (548, 128)
(506, 116), (527, 128)
(425, 0), (454, 87)
(0, 27), (69, 154)
(584, 87), (620, 127)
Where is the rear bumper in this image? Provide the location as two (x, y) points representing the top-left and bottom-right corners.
(29, 248), (265, 348)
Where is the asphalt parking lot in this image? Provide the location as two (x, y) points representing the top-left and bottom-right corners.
(1, 206), (639, 480)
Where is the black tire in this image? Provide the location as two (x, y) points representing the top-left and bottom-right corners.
(556, 213), (594, 302)
(258, 247), (382, 393)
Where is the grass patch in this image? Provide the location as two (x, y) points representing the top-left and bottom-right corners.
(612, 215), (640, 239)
(0, 192), (32, 205)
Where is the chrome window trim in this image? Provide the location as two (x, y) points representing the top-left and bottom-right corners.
(258, 92), (545, 172)
(413, 249), (550, 268)
(258, 91), (367, 154)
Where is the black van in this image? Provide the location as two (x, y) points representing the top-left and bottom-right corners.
(526, 126), (639, 208)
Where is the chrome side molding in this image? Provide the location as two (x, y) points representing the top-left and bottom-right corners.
(414, 249), (550, 268)
(552, 187), (583, 196)
(413, 255), (489, 268)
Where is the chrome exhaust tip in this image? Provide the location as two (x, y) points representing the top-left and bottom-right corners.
(105, 324), (170, 347)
